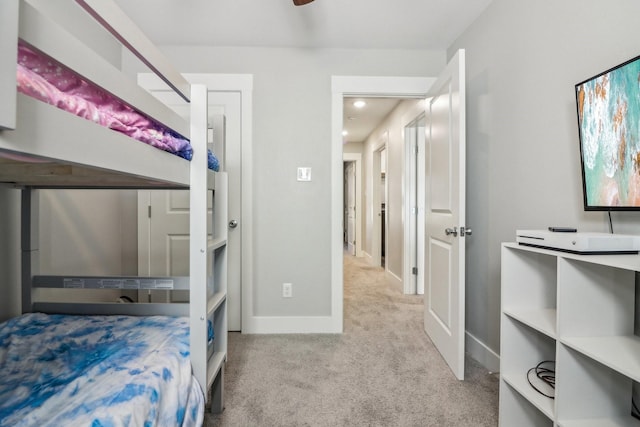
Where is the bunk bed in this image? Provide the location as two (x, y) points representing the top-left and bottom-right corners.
(0, 0), (228, 425)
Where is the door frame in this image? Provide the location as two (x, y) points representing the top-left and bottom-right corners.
(331, 76), (434, 332)
(342, 153), (362, 257)
(402, 108), (426, 295)
(371, 138), (387, 269)
(137, 73), (253, 332)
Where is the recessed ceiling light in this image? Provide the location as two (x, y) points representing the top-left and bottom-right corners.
(353, 100), (366, 108)
(342, 130), (348, 136)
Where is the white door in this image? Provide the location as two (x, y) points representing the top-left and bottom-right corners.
(423, 49), (467, 380)
(345, 162), (356, 255)
(403, 113), (425, 295)
(138, 189), (213, 303)
(371, 137), (387, 268)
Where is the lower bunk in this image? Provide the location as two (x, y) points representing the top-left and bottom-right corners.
(0, 312), (205, 427)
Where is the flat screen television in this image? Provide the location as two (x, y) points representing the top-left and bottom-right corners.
(576, 54), (640, 210)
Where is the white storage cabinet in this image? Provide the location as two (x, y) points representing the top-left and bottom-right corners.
(499, 242), (640, 426)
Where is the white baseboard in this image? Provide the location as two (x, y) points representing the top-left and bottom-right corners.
(243, 315), (341, 334)
(465, 331), (500, 373)
(386, 269), (402, 288)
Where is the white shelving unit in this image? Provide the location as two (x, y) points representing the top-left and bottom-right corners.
(500, 243), (640, 426)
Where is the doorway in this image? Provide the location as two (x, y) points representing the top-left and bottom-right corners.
(371, 139), (387, 269)
(136, 73), (253, 333)
(403, 112), (426, 295)
(331, 76), (434, 333)
(342, 153), (362, 257)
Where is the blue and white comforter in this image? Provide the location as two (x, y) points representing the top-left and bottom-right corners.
(0, 313), (204, 427)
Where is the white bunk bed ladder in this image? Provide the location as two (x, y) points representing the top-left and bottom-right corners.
(189, 84), (228, 412)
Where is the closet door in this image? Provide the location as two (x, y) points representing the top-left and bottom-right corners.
(138, 190), (213, 303)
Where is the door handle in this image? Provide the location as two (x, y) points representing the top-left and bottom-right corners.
(445, 227), (458, 237)
(229, 220), (238, 229)
(460, 226), (472, 237)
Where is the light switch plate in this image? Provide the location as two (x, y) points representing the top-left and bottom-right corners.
(297, 167), (312, 181)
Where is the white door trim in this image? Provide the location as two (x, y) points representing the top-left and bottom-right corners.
(371, 138), (387, 268)
(185, 74), (255, 334)
(137, 73), (254, 332)
(331, 76), (434, 333)
(343, 153), (362, 257)
(402, 107), (427, 295)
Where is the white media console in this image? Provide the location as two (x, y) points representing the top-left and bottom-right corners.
(500, 243), (640, 426)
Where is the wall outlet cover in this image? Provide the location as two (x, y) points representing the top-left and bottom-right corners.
(282, 282), (293, 298)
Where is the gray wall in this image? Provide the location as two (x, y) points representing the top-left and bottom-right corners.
(123, 46), (445, 318)
(449, 0), (640, 357)
(38, 190), (138, 276)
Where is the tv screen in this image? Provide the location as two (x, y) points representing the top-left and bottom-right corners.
(576, 54), (640, 210)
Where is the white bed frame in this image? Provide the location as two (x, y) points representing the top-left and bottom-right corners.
(0, 0), (227, 414)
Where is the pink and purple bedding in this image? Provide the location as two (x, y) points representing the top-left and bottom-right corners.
(16, 43), (220, 171)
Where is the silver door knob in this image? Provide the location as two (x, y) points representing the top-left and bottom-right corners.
(461, 226), (472, 236)
(445, 227), (458, 237)
(229, 220), (238, 229)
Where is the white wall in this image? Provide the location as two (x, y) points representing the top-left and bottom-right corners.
(449, 0), (640, 362)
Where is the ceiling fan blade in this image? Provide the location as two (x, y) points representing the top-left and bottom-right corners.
(293, 0), (314, 5)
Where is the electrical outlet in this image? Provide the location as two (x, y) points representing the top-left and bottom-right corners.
(282, 283), (293, 298)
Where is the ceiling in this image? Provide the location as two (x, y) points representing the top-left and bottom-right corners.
(114, 0), (493, 50)
(342, 98), (401, 144)
(112, 0), (493, 144)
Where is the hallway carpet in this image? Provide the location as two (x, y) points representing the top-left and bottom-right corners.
(205, 255), (499, 426)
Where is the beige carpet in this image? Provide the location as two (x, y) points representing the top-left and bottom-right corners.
(205, 255), (498, 426)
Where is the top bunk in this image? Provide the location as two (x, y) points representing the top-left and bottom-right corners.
(0, 0), (216, 189)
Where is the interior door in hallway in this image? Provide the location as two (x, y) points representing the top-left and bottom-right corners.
(423, 49), (467, 380)
(345, 161), (356, 255)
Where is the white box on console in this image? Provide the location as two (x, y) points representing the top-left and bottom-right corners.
(516, 230), (640, 254)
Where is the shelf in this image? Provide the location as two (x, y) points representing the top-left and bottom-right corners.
(502, 372), (555, 419)
(502, 243), (640, 273)
(208, 237), (227, 252)
(504, 308), (557, 339)
(207, 291), (226, 317)
(558, 416), (640, 427)
(206, 351), (226, 389)
(560, 336), (640, 383)
(500, 243), (640, 426)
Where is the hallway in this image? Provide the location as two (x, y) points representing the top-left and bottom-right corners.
(206, 255), (499, 426)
